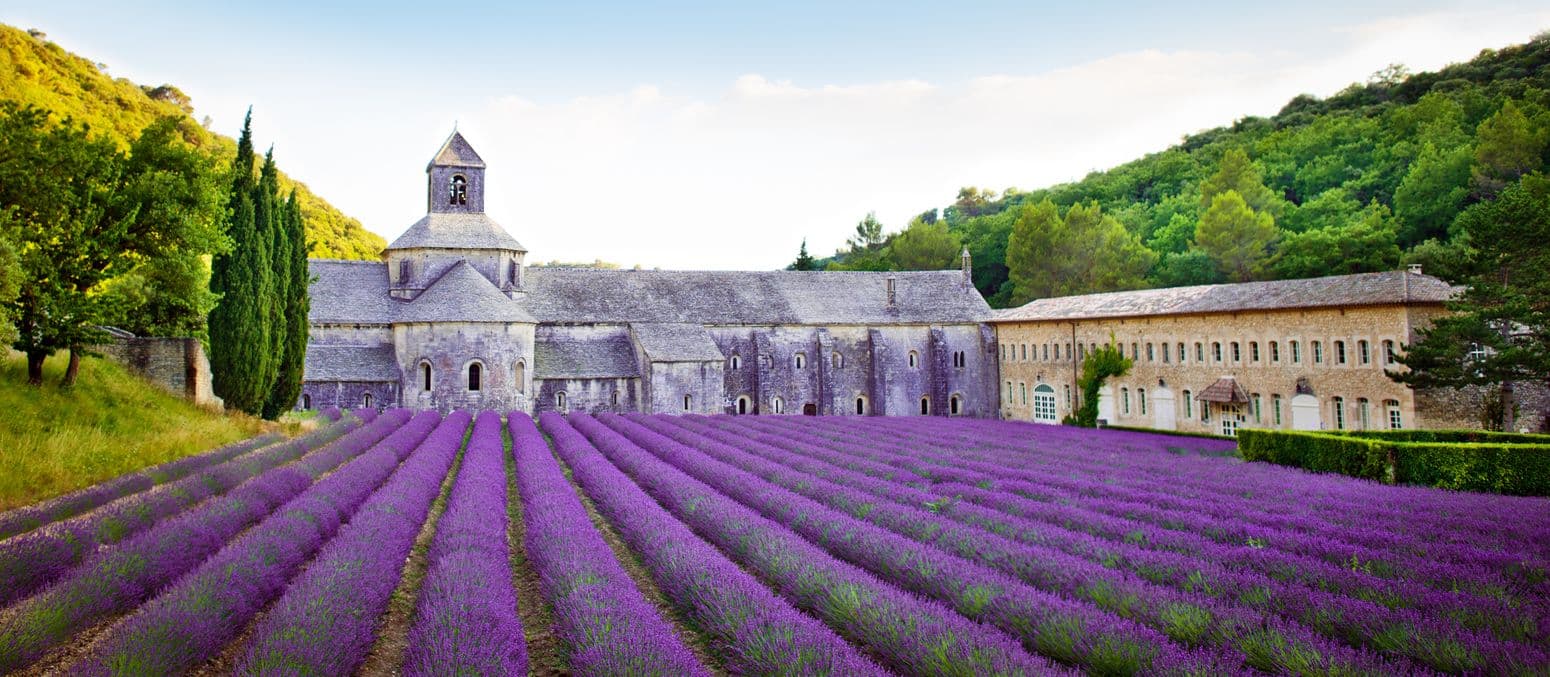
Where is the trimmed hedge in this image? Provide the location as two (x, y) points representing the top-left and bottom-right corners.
(1239, 429), (1550, 497)
(1103, 424), (1237, 442)
(1343, 429), (1550, 444)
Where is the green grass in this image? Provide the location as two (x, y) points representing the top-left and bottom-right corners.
(0, 351), (269, 511)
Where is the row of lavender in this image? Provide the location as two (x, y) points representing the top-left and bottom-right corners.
(703, 413), (1550, 674)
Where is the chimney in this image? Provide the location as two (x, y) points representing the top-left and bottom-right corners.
(960, 247), (972, 286)
(886, 276), (897, 307)
(1407, 263), (1423, 275)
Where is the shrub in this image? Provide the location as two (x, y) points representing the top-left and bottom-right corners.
(1239, 429), (1550, 496)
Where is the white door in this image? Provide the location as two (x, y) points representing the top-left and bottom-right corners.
(1152, 387), (1176, 431)
(1032, 385), (1058, 424)
(1096, 385), (1115, 424)
(1291, 394), (1321, 430)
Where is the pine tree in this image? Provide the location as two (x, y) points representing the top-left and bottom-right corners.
(1471, 101), (1548, 199)
(264, 190), (309, 418)
(1196, 190), (1278, 282)
(208, 110), (275, 414)
(1199, 148), (1282, 218)
(791, 239), (816, 271)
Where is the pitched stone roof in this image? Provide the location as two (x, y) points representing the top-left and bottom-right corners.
(398, 261), (536, 323)
(428, 131), (485, 169)
(308, 260), (399, 324)
(304, 344), (399, 382)
(992, 271), (1455, 323)
(1196, 376), (1250, 403)
(386, 212), (527, 252)
(534, 333), (640, 379)
(631, 323), (725, 363)
(522, 269), (990, 325)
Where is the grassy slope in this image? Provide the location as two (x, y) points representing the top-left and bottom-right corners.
(0, 24), (386, 260)
(0, 352), (269, 511)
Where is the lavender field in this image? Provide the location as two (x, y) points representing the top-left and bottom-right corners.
(0, 410), (1545, 676)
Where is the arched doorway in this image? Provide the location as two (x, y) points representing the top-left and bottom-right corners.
(854, 396), (867, 415)
(919, 397), (930, 415)
(736, 396), (750, 415)
(802, 403), (817, 416)
(1032, 384), (1057, 423)
(949, 394), (962, 416)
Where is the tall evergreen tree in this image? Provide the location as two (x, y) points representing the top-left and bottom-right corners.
(1196, 190), (1278, 282)
(254, 148), (287, 417)
(208, 110), (275, 414)
(264, 190), (309, 418)
(790, 239), (816, 271)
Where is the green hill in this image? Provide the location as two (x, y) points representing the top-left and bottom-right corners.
(828, 33), (1550, 307)
(0, 352), (273, 510)
(0, 24), (385, 260)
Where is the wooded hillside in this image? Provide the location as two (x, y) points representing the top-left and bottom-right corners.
(0, 24), (385, 260)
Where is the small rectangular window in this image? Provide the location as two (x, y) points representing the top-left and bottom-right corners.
(1291, 340), (1301, 363)
(1196, 343), (1204, 362)
(1146, 343), (1154, 362)
(1271, 341), (1280, 363)
(1383, 340), (1397, 365)
(1252, 393), (1261, 423)
(1043, 344), (1049, 361)
(1314, 341), (1324, 364)
(1335, 340), (1347, 365)
(1358, 340), (1370, 365)
(1272, 394), (1283, 426)
(1213, 342), (1222, 362)
(1131, 343), (1139, 360)
(1178, 342), (1185, 363)
(1183, 391), (1193, 418)
(1333, 396), (1345, 429)
(1250, 342), (1259, 362)
(1231, 342), (1240, 362)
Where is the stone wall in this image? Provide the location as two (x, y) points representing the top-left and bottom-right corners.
(97, 335), (220, 408)
(534, 377), (637, 414)
(395, 321), (535, 413)
(302, 380), (398, 412)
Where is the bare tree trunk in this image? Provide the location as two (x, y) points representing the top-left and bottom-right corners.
(26, 351), (45, 386)
(61, 347), (80, 388)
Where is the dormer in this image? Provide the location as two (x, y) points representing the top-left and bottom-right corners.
(427, 131), (486, 214)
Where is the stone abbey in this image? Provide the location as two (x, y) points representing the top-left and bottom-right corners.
(301, 132), (998, 416)
(301, 131), (1529, 431)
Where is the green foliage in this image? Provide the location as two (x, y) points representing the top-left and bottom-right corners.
(887, 217), (962, 270)
(789, 238), (816, 271)
(1394, 142), (1472, 246)
(1195, 190), (1277, 282)
(1239, 428), (1550, 497)
(1470, 100), (1548, 199)
(209, 112), (277, 415)
(1199, 149), (1283, 218)
(1006, 200), (1155, 304)
(263, 191), (309, 419)
(1391, 174), (1550, 430)
(0, 24), (383, 260)
(1273, 201), (1401, 279)
(1069, 338), (1132, 428)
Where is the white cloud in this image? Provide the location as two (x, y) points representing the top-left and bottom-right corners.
(326, 6), (1549, 270)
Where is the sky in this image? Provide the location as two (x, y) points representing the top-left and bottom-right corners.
(6, 2), (1549, 269)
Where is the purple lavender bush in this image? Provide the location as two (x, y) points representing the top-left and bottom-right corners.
(555, 413), (1059, 676)
(512, 413), (709, 676)
(0, 417), (358, 607)
(0, 431), (282, 541)
(235, 411), (469, 675)
(0, 410), (411, 674)
(70, 411), (443, 675)
(400, 411), (527, 676)
(526, 413), (887, 676)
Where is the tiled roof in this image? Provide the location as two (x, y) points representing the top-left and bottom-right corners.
(1196, 376), (1250, 403)
(522, 269), (991, 325)
(534, 333), (640, 378)
(631, 323), (725, 362)
(304, 344), (399, 382)
(385, 212), (526, 251)
(428, 131), (485, 169)
(992, 271), (1455, 323)
(308, 260), (399, 324)
(397, 261), (537, 323)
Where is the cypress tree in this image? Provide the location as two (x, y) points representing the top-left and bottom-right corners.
(208, 110), (275, 414)
(264, 189), (308, 418)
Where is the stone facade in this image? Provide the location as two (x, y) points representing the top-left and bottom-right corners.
(97, 331), (220, 408)
(990, 271), (1537, 434)
(301, 132), (999, 417)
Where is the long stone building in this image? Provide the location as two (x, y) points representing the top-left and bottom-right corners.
(301, 132), (999, 416)
(988, 270), (1536, 435)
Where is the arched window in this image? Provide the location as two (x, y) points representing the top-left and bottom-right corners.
(1146, 343), (1154, 362)
(362, 392), (373, 408)
(1195, 343), (1204, 362)
(301, 393), (311, 410)
(683, 394), (692, 411)
(1250, 341), (1260, 362)
(1335, 340), (1347, 365)
(855, 397), (867, 415)
(1358, 340), (1370, 365)
(794, 353), (806, 369)
(1231, 341), (1240, 362)
(1270, 341), (1280, 362)
(1020, 382), (1027, 405)
(1383, 340), (1396, 365)
(949, 394), (962, 416)
(468, 362), (483, 391)
(1357, 397), (1370, 429)
(1121, 387), (1131, 415)
(612, 390), (620, 407)
(1033, 385), (1058, 423)
(907, 351), (919, 369)
(919, 397), (930, 415)
(1183, 390), (1193, 419)
(772, 397), (784, 414)
(556, 391), (568, 411)
(1139, 388), (1147, 415)
(1291, 340), (1302, 363)
(449, 174), (467, 205)
(737, 396), (750, 415)
(832, 352), (843, 369)
(1042, 344), (1049, 361)
(1313, 341), (1324, 364)
(1251, 393), (1260, 422)
(1273, 394), (1283, 426)
(730, 355), (741, 371)
(1332, 396), (1346, 429)
(1212, 342), (1222, 362)
(514, 360), (526, 394)
(421, 362), (432, 392)
(1005, 381), (1013, 404)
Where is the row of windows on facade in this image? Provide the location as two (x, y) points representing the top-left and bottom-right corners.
(1000, 338), (1400, 369)
(544, 392), (968, 416)
(1003, 379), (1406, 431)
(728, 349), (969, 372)
(417, 360), (524, 393)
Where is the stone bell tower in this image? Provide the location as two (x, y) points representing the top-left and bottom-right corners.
(427, 131), (486, 214)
